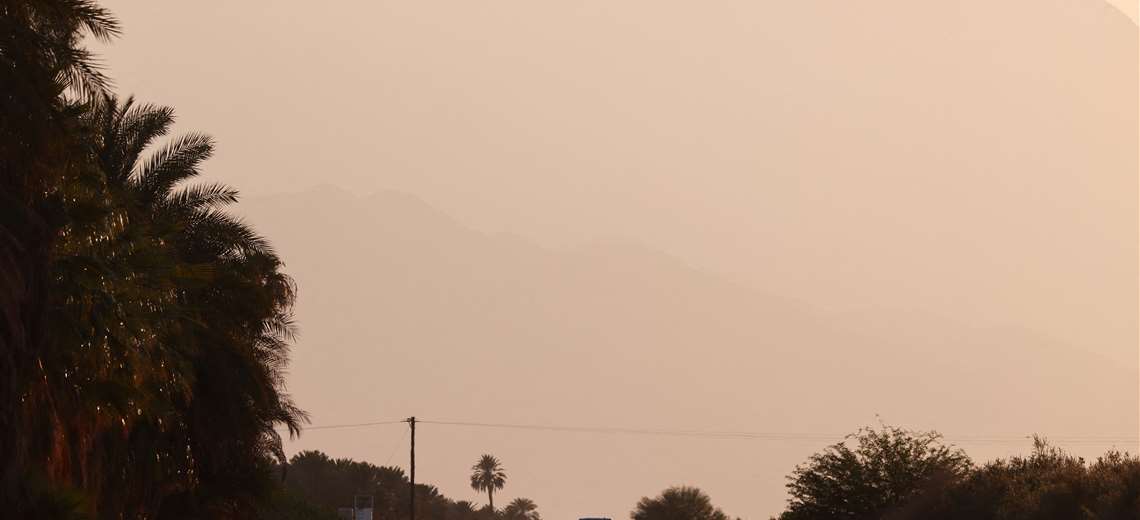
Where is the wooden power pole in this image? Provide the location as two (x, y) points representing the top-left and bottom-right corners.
(407, 417), (416, 520)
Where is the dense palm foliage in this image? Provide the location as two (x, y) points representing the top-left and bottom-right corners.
(284, 450), (413, 519)
(471, 454), (508, 511)
(502, 497), (541, 520)
(2, 0), (122, 515)
(632, 486), (731, 520)
(2, 2), (305, 518)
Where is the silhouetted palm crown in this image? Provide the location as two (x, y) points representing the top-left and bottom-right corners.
(470, 454), (507, 510)
(504, 497), (541, 520)
(632, 486), (729, 520)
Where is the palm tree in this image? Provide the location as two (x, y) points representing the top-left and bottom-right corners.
(50, 94), (304, 518)
(0, 2), (118, 515)
(503, 497), (541, 520)
(469, 454), (507, 511)
(2, 5), (306, 518)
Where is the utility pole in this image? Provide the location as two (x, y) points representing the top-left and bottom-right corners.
(407, 417), (416, 520)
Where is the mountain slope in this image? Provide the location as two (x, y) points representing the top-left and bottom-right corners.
(239, 187), (1136, 519)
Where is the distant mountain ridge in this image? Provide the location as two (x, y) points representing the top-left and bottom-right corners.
(239, 184), (1136, 520)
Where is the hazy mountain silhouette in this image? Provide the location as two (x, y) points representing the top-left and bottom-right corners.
(239, 184), (1135, 519)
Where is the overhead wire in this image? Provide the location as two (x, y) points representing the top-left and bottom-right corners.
(280, 418), (1139, 446)
(300, 419), (407, 431)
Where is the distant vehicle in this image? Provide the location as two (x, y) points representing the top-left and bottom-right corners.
(352, 495), (374, 520)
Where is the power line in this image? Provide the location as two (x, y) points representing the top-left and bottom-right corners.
(300, 419), (406, 431)
(422, 420), (1138, 446)
(420, 419), (841, 441)
(283, 418), (1139, 446)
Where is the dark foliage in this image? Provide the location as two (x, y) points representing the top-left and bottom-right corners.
(283, 450), (538, 520)
(1, 1), (119, 514)
(913, 438), (1140, 520)
(2, 3), (305, 518)
(777, 425), (972, 520)
(471, 454), (507, 511)
(775, 427), (1140, 520)
(502, 497), (541, 520)
(631, 486), (731, 520)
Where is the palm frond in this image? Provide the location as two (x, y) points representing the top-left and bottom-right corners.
(185, 210), (274, 258)
(118, 102), (174, 175)
(66, 0), (123, 41)
(54, 42), (113, 98)
(134, 132), (215, 201)
(167, 183), (239, 212)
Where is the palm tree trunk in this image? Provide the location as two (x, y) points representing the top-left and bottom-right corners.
(489, 488), (494, 511)
(0, 193), (52, 507)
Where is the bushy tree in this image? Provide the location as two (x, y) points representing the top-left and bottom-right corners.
(632, 486), (730, 520)
(778, 425), (971, 520)
(918, 438), (1140, 520)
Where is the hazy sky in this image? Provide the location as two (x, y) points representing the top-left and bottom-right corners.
(97, 1), (1136, 518)
(1109, 0), (1138, 22)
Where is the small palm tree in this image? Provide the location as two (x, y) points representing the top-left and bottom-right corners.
(469, 454), (507, 510)
(503, 497), (541, 520)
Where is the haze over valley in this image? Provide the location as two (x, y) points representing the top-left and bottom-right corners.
(93, 0), (1139, 517)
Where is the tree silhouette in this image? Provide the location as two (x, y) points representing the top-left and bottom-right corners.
(503, 497), (541, 520)
(632, 486), (729, 520)
(912, 438), (1140, 520)
(778, 425), (971, 520)
(282, 450), (521, 520)
(470, 454), (507, 511)
(452, 500), (479, 518)
(76, 93), (306, 518)
(0, 1), (119, 515)
(0, 39), (304, 513)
